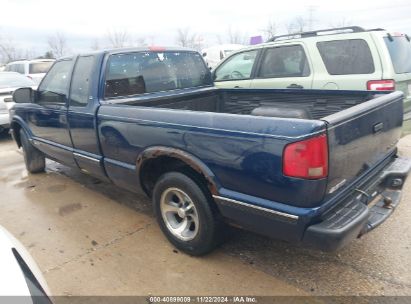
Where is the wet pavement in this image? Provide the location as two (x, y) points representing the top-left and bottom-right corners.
(0, 131), (410, 296)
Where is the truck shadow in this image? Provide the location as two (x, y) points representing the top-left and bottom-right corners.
(47, 160), (409, 296)
(0, 131), (12, 143)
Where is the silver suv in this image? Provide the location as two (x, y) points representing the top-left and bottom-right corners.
(213, 26), (411, 115)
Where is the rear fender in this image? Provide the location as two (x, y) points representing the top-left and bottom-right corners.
(136, 146), (220, 195)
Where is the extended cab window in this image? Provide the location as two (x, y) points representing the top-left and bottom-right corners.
(214, 50), (258, 81)
(37, 59), (72, 105)
(317, 39), (375, 75)
(104, 51), (211, 98)
(258, 45), (310, 78)
(70, 56), (95, 107)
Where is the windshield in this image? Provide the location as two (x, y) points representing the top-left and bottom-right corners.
(29, 61), (54, 74)
(384, 36), (411, 74)
(0, 73), (34, 89)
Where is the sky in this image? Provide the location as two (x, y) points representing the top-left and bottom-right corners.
(1, 0), (411, 58)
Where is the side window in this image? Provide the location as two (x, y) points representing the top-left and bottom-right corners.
(214, 50), (258, 81)
(258, 45), (310, 78)
(37, 59), (72, 105)
(16, 64), (25, 74)
(317, 39), (375, 75)
(6, 64), (16, 72)
(69, 56), (95, 107)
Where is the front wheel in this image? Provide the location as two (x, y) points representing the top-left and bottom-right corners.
(20, 129), (45, 173)
(153, 172), (223, 256)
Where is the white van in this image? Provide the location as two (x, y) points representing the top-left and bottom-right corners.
(5, 59), (55, 85)
(202, 44), (245, 69)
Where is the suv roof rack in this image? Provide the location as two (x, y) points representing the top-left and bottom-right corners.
(267, 26), (366, 42)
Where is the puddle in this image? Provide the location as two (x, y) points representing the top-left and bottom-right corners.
(58, 203), (82, 216)
(48, 184), (67, 193)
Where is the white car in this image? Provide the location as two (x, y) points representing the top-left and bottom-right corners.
(4, 59), (55, 85)
(0, 225), (51, 302)
(0, 72), (36, 133)
(201, 44), (245, 69)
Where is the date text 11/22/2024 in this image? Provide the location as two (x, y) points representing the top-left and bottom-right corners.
(148, 296), (258, 303)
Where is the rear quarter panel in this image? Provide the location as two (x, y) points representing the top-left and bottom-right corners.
(97, 105), (328, 208)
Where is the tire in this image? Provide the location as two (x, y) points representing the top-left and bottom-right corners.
(20, 129), (45, 173)
(153, 172), (223, 256)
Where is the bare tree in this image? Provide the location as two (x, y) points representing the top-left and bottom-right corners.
(261, 20), (277, 41)
(328, 18), (352, 28)
(47, 32), (68, 58)
(227, 27), (247, 44)
(176, 28), (197, 48)
(0, 33), (22, 63)
(294, 16), (307, 33)
(90, 38), (100, 51)
(284, 16), (307, 34)
(106, 28), (130, 48)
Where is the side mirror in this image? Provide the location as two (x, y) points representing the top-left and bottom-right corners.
(13, 87), (34, 103)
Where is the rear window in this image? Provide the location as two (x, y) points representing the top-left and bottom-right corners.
(29, 61), (54, 74)
(384, 36), (411, 74)
(105, 51), (212, 99)
(317, 39), (375, 75)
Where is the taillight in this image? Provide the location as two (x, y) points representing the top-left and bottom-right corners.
(283, 134), (328, 179)
(367, 80), (395, 91)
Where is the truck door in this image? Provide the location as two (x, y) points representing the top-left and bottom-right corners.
(249, 43), (313, 90)
(27, 58), (76, 166)
(67, 55), (109, 181)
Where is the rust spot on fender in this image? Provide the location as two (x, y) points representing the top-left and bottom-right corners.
(136, 147), (219, 195)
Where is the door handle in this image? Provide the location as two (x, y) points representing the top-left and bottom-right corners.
(287, 84), (304, 89)
(234, 86), (242, 88)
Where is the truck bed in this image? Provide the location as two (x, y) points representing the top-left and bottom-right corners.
(115, 87), (378, 120)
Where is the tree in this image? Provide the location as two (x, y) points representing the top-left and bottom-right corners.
(90, 38), (100, 51)
(284, 16), (307, 34)
(176, 28), (196, 48)
(328, 18), (352, 28)
(0, 34), (21, 63)
(227, 27), (247, 44)
(261, 19), (277, 41)
(47, 32), (68, 58)
(106, 28), (130, 48)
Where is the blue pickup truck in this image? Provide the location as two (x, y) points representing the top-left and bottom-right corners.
(8, 47), (411, 255)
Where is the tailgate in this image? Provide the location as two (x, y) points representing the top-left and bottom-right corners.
(324, 91), (403, 196)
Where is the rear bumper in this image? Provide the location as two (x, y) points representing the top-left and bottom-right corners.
(213, 156), (411, 251)
(302, 157), (411, 251)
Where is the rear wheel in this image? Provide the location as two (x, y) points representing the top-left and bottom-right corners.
(153, 172), (223, 256)
(20, 129), (45, 173)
